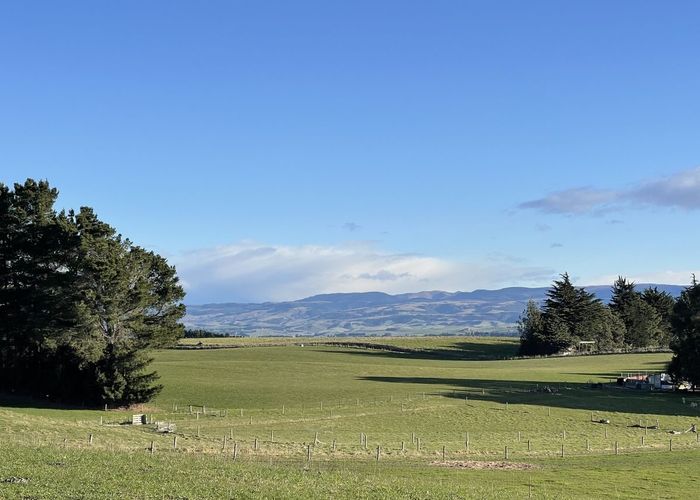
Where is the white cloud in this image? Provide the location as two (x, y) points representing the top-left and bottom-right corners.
(174, 241), (555, 303)
(519, 166), (700, 215)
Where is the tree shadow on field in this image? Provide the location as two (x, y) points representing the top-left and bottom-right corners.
(318, 339), (519, 361)
(358, 376), (700, 417)
(0, 393), (95, 411)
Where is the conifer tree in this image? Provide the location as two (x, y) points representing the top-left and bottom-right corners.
(642, 287), (676, 346)
(0, 179), (185, 406)
(668, 276), (700, 388)
(609, 277), (664, 347)
(518, 299), (545, 355)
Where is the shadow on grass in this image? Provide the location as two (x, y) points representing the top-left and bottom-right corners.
(316, 340), (519, 361)
(358, 376), (700, 417)
(0, 393), (98, 411)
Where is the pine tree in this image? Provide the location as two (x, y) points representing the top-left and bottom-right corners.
(668, 276), (700, 388)
(609, 277), (662, 347)
(518, 300), (545, 355)
(609, 276), (637, 315)
(0, 179), (185, 406)
(0, 180), (77, 397)
(572, 301), (625, 351)
(642, 287), (676, 346)
(541, 273), (602, 351)
(70, 207), (185, 405)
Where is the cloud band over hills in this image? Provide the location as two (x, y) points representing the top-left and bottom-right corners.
(175, 241), (555, 304)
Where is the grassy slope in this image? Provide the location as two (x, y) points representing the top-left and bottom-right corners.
(1, 337), (699, 499)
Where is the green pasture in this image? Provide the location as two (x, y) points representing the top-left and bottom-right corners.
(176, 334), (520, 359)
(1, 337), (699, 498)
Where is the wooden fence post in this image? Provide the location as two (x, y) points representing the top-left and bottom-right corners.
(173, 435), (178, 450)
(307, 444), (312, 462)
(505, 446), (509, 460)
(88, 434), (93, 446)
(150, 440), (155, 455)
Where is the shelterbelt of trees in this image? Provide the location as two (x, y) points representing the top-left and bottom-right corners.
(518, 273), (700, 386)
(0, 179), (185, 406)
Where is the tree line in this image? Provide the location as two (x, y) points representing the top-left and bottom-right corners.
(518, 273), (700, 387)
(0, 179), (185, 406)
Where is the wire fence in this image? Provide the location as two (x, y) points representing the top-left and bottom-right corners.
(4, 386), (699, 466)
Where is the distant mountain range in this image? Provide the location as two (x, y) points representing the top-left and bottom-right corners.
(183, 284), (685, 337)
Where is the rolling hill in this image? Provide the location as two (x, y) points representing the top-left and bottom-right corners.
(183, 284), (684, 337)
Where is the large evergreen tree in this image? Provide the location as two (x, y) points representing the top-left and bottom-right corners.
(642, 287), (676, 346)
(0, 179), (185, 406)
(668, 277), (700, 388)
(518, 273), (625, 355)
(609, 277), (663, 347)
(518, 299), (545, 355)
(541, 273), (602, 352)
(0, 180), (78, 397)
(71, 207), (185, 405)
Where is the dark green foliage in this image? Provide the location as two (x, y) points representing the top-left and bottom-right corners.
(519, 274), (680, 356)
(573, 301), (625, 351)
(642, 287), (676, 346)
(621, 296), (662, 347)
(0, 179), (185, 406)
(609, 276), (637, 316)
(668, 277), (700, 387)
(184, 329), (228, 338)
(517, 300), (545, 355)
(519, 273), (626, 355)
(609, 277), (664, 347)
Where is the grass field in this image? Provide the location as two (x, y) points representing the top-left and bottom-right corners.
(1, 336), (699, 498)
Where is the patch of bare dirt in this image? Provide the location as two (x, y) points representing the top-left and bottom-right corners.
(430, 460), (536, 470)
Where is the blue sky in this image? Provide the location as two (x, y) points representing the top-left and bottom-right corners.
(2, 1), (699, 303)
